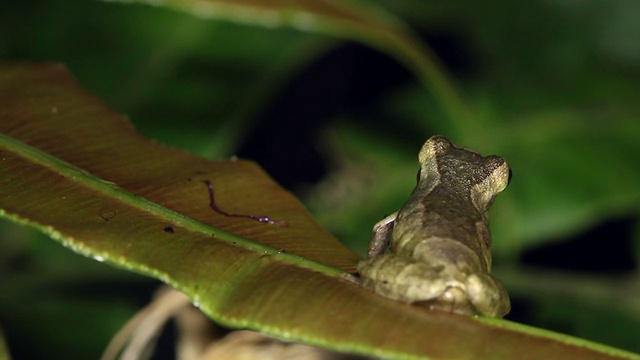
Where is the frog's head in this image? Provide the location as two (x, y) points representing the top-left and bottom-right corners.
(472, 155), (511, 213)
(418, 136), (511, 212)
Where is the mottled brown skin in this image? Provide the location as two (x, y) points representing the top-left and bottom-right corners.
(357, 136), (511, 317)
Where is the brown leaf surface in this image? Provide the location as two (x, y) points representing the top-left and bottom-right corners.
(0, 62), (361, 272)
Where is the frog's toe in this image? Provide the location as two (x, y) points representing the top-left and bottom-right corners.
(414, 286), (475, 316)
(465, 273), (511, 317)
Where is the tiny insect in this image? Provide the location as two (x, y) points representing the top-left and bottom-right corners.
(203, 180), (288, 227)
(163, 226), (174, 233)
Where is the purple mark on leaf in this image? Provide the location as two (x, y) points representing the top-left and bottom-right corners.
(204, 180), (288, 227)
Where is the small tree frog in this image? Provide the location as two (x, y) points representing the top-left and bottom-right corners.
(357, 136), (511, 317)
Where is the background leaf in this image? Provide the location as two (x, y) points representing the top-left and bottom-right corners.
(105, 0), (468, 124)
(0, 327), (9, 360)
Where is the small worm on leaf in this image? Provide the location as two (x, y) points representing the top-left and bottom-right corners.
(203, 180), (288, 227)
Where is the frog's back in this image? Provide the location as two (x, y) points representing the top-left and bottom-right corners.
(357, 136), (511, 317)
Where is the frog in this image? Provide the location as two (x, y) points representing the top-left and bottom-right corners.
(357, 135), (511, 317)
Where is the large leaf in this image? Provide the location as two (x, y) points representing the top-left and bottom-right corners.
(0, 62), (360, 273)
(1, 63), (639, 359)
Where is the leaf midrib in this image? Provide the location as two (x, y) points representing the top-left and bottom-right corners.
(0, 133), (344, 277)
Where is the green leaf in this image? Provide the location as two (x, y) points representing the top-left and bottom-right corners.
(0, 326), (9, 360)
(2, 63), (639, 359)
(0, 62), (359, 272)
(103, 0), (471, 128)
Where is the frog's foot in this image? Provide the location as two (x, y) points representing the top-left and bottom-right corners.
(413, 275), (509, 317)
(340, 272), (362, 285)
(463, 273), (511, 317)
(414, 286), (474, 315)
(411, 272), (510, 317)
(357, 255), (510, 317)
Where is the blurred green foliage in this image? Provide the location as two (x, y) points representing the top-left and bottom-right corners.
(0, 0), (639, 358)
